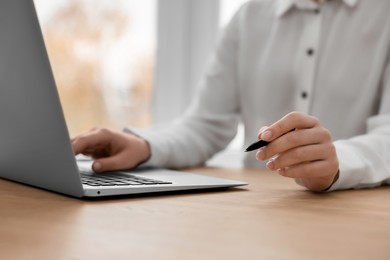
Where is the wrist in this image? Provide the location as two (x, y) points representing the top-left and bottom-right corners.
(140, 137), (152, 164)
(322, 170), (340, 191)
(123, 129), (151, 166)
(136, 137), (151, 166)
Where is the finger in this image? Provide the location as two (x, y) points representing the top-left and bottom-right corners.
(72, 130), (112, 155)
(88, 149), (110, 159)
(261, 112), (319, 142)
(257, 126), (269, 140)
(71, 127), (98, 142)
(79, 147), (112, 160)
(277, 160), (337, 179)
(258, 127), (332, 160)
(277, 161), (339, 191)
(92, 152), (133, 173)
(266, 143), (335, 170)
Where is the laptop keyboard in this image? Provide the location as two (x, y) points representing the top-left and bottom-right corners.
(80, 171), (172, 187)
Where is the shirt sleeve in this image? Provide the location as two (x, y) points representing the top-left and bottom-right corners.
(329, 56), (390, 191)
(124, 7), (244, 169)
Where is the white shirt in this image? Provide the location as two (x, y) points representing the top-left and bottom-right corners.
(129, 0), (390, 191)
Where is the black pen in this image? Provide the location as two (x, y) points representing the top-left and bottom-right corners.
(245, 128), (295, 152)
(244, 139), (270, 152)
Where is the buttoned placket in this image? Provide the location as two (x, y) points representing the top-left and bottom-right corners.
(295, 6), (322, 113)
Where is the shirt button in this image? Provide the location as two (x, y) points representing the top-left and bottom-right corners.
(307, 48), (314, 56)
(301, 91), (308, 99)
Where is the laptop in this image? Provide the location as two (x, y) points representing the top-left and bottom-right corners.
(0, 0), (246, 198)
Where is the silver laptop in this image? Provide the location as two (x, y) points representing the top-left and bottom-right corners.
(0, 0), (246, 198)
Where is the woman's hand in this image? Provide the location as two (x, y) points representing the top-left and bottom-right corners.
(256, 112), (339, 191)
(72, 128), (150, 173)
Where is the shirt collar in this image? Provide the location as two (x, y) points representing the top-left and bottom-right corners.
(275, 0), (359, 18)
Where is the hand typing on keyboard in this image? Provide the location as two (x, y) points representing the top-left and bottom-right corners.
(72, 128), (151, 173)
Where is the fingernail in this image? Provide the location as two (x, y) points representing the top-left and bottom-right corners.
(256, 147), (265, 160)
(93, 162), (102, 172)
(258, 126), (268, 138)
(278, 168), (286, 176)
(262, 130), (272, 141)
(266, 159), (275, 170)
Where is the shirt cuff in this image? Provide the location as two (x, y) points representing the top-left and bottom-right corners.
(123, 127), (167, 168)
(326, 141), (366, 191)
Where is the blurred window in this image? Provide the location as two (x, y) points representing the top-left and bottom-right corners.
(34, 0), (156, 135)
(34, 0), (248, 138)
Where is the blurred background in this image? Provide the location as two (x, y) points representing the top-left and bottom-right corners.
(34, 0), (248, 136)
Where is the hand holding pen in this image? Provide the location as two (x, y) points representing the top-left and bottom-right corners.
(245, 128), (296, 152)
(245, 112), (339, 192)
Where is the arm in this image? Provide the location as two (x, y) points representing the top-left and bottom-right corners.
(72, 6), (246, 171)
(330, 54), (390, 190)
(330, 117), (390, 189)
(128, 8), (245, 169)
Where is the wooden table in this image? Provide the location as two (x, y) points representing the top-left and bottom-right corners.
(1, 167), (390, 260)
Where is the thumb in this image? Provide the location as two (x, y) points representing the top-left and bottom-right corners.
(92, 154), (127, 173)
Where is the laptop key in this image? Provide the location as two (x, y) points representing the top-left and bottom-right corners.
(80, 172), (172, 186)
